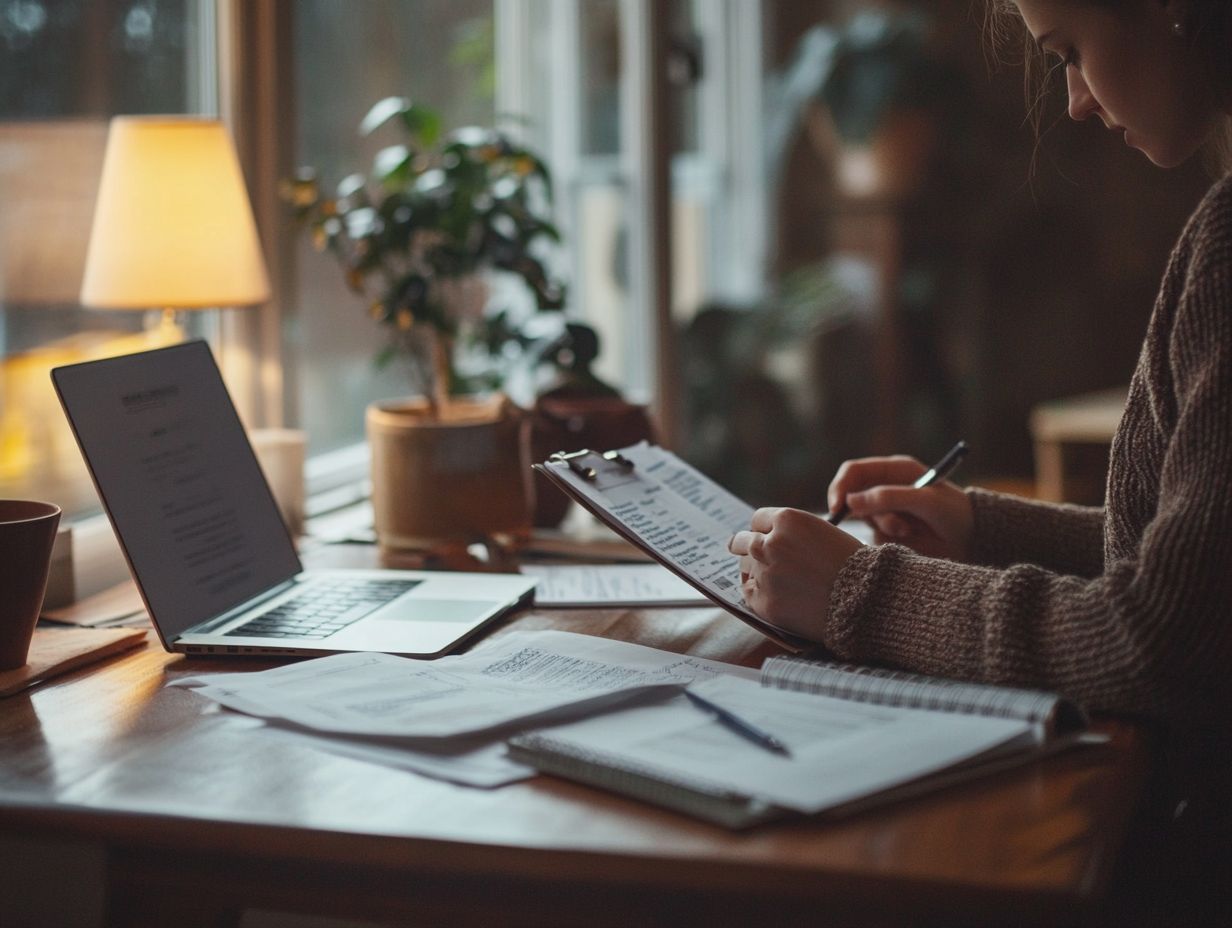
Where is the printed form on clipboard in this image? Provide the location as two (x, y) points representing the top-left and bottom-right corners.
(533, 442), (809, 652)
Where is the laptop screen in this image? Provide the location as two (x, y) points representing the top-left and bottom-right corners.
(53, 341), (302, 638)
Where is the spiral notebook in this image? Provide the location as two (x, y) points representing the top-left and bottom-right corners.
(509, 659), (1094, 829)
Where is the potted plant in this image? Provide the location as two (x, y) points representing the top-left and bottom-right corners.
(285, 97), (567, 552)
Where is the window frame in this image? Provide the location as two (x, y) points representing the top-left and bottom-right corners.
(51, 0), (297, 597)
(495, 0), (766, 445)
(227, 0), (766, 453)
(69, 0), (770, 597)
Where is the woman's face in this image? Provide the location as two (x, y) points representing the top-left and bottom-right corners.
(1014, 0), (1222, 167)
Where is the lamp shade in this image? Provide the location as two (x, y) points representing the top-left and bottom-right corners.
(80, 117), (270, 310)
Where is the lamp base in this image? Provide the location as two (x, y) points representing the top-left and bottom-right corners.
(144, 307), (184, 341)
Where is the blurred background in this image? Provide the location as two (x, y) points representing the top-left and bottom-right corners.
(0, 0), (1213, 524)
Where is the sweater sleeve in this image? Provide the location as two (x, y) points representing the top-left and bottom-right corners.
(825, 197), (1232, 722)
(965, 487), (1104, 577)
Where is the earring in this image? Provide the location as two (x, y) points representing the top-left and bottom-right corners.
(1171, 20), (1185, 37)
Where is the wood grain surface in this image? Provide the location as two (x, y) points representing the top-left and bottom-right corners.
(0, 544), (1150, 927)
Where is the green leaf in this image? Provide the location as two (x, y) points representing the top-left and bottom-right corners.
(414, 168), (448, 196)
(443, 155), (486, 192)
(402, 104), (443, 147)
(343, 207), (380, 238)
(336, 173), (367, 201)
(360, 96), (411, 136)
(534, 219), (561, 243)
(373, 145), (412, 186)
(373, 342), (398, 369)
(489, 176), (520, 200)
(529, 155), (554, 201)
(449, 126), (496, 149)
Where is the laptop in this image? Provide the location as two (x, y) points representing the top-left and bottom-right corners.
(52, 340), (536, 659)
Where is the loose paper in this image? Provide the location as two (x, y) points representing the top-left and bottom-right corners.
(524, 563), (710, 607)
(172, 629), (753, 739)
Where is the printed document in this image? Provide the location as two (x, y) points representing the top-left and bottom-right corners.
(262, 726), (533, 788)
(524, 563), (710, 607)
(174, 630), (752, 739)
(537, 444), (760, 616)
(537, 444), (879, 649)
(535, 444), (877, 650)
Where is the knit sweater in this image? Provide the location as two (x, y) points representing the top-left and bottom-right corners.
(827, 173), (1232, 725)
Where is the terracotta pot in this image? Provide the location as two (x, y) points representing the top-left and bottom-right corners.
(367, 394), (532, 551)
(530, 395), (656, 527)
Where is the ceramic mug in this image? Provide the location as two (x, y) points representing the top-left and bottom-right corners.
(249, 428), (308, 539)
(0, 500), (62, 670)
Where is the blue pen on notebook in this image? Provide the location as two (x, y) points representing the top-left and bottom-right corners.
(684, 690), (792, 758)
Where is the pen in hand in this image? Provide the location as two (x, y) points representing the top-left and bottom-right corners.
(684, 689), (792, 757)
(828, 440), (970, 527)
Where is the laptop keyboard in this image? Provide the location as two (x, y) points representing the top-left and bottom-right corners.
(224, 578), (421, 640)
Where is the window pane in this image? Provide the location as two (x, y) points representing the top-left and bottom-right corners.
(567, 1), (711, 398)
(0, 0), (194, 118)
(0, 0), (207, 517)
(580, 0), (621, 157)
(288, 0), (496, 454)
(667, 0), (700, 156)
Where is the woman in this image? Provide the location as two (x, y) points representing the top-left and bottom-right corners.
(730, 0), (1231, 908)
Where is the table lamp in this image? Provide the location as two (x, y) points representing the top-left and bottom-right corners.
(79, 116), (270, 334)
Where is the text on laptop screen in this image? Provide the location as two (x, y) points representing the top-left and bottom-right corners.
(54, 342), (302, 638)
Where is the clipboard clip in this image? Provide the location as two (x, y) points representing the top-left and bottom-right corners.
(550, 449), (635, 481)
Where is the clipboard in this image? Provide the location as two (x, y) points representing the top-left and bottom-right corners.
(533, 443), (809, 653)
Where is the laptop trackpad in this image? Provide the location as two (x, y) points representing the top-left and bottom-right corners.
(387, 600), (502, 622)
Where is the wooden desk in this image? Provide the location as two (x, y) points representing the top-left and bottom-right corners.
(1, 545), (1149, 927)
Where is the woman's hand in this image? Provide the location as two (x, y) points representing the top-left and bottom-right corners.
(727, 507), (862, 641)
(828, 455), (974, 562)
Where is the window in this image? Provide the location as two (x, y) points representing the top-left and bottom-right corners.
(0, 0), (215, 518)
(285, 0), (497, 456)
(497, 0), (766, 405)
(2, 0), (770, 519)
(282, 0), (766, 454)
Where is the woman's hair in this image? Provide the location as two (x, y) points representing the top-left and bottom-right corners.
(983, 0), (1232, 172)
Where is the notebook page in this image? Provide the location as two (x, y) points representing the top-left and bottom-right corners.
(513, 675), (1035, 814)
(760, 657), (1086, 736)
